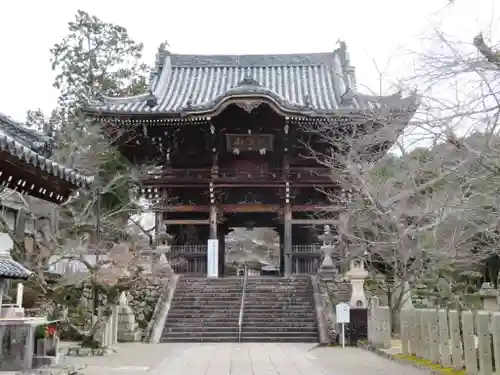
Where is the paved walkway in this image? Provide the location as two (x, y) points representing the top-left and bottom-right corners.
(68, 342), (427, 375)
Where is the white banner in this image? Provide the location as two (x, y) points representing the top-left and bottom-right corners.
(207, 239), (219, 278)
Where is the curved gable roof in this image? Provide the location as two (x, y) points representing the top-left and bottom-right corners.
(88, 43), (417, 117)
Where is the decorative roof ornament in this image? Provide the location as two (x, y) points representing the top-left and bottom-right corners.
(340, 87), (355, 106)
(336, 39), (349, 66)
(237, 76), (260, 87)
(145, 89), (158, 108)
(183, 95), (193, 110)
(303, 95), (312, 109)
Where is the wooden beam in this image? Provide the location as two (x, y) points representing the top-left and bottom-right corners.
(157, 205), (209, 212)
(222, 204), (280, 213)
(291, 219), (337, 225)
(163, 219), (209, 225)
(292, 205), (343, 212)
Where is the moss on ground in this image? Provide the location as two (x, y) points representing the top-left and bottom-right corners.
(393, 354), (466, 375)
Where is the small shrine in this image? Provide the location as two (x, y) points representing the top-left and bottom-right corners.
(0, 233), (60, 370)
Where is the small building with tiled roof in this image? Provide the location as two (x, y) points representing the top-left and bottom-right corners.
(0, 112), (93, 204)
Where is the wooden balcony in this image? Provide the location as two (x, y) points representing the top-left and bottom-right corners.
(141, 167), (334, 186)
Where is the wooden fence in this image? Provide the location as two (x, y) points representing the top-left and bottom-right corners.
(368, 296), (500, 375)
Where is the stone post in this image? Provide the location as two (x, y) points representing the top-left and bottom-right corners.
(491, 312), (500, 375)
(428, 309), (440, 363)
(438, 309), (451, 367)
(415, 309), (423, 357)
(345, 259), (368, 308)
(476, 311), (493, 375)
(462, 311), (478, 374)
(448, 310), (463, 370)
(368, 297), (380, 345)
(400, 308), (410, 355)
(420, 309), (431, 360)
(409, 310), (418, 355)
(379, 306), (391, 349)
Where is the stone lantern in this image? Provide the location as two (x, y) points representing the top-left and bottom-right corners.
(317, 225), (340, 279)
(477, 282), (499, 311)
(345, 259), (368, 308)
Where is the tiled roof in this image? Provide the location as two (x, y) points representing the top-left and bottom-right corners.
(90, 43), (418, 116)
(0, 257), (32, 279)
(0, 113), (93, 190)
(0, 113), (52, 156)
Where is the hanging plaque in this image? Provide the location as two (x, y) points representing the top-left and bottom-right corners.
(226, 134), (274, 151)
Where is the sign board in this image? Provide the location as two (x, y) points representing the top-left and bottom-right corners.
(336, 302), (351, 324)
(207, 239), (219, 278)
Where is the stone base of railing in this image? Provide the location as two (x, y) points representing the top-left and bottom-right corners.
(14, 365), (80, 375)
(357, 341), (452, 375)
(65, 346), (110, 356)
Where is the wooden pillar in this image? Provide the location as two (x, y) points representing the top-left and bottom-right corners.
(218, 228), (225, 277)
(283, 119), (292, 276)
(154, 211), (163, 246)
(284, 181), (292, 276)
(276, 227), (285, 276)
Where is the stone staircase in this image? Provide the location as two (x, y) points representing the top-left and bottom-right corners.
(161, 277), (243, 342)
(241, 276), (319, 342)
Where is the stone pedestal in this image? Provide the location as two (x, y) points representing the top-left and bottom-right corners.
(345, 259), (368, 308)
(117, 292), (141, 342)
(477, 282), (498, 311)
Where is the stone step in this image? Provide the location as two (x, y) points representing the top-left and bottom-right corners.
(161, 331), (239, 339)
(175, 289), (243, 294)
(160, 336), (239, 343)
(245, 289), (311, 293)
(240, 336), (317, 343)
(172, 296), (241, 303)
(239, 331), (317, 338)
(167, 312), (240, 318)
(243, 301), (314, 306)
(243, 307), (315, 312)
(243, 316), (316, 321)
(246, 284), (312, 286)
(166, 320), (240, 327)
(173, 292), (242, 297)
(177, 284), (242, 288)
(169, 306), (241, 311)
(164, 326), (239, 333)
(170, 300), (242, 305)
(243, 318), (317, 324)
(242, 326), (317, 333)
(166, 317), (240, 323)
(243, 324), (317, 329)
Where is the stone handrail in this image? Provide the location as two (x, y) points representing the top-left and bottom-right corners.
(147, 274), (179, 344)
(309, 275), (330, 345)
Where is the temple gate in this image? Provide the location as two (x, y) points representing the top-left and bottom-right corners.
(85, 42), (417, 276)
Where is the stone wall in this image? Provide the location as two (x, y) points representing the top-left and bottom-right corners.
(78, 276), (170, 331)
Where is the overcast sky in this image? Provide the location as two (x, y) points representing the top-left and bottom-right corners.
(0, 0), (497, 122)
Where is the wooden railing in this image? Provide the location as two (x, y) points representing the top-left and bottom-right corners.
(142, 167), (333, 182)
(291, 245), (322, 275)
